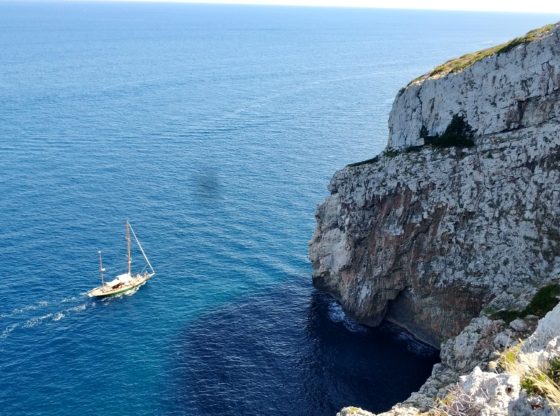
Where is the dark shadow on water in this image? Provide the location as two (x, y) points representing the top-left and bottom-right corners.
(164, 282), (439, 415)
(189, 164), (223, 202)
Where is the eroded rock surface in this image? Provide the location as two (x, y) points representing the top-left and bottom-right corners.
(337, 304), (560, 416)
(313, 21), (560, 416)
(310, 24), (560, 348)
(310, 126), (560, 347)
(388, 24), (560, 149)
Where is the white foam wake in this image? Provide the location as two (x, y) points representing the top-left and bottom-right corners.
(0, 300), (49, 319)
(0, 323), (19, 341)
(0, 295), (91, 343)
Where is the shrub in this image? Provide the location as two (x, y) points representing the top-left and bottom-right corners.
(521, 373), (547, 396)
(495, 346), (560, 408)
(491, 310), (521, 324)
(548, 357), (560, 385)
(524, 284), (560, 317)
(383, 148), (400, 158)
(422, 115), (475, 148)
(490, 284), (560, 323)
(405, 145), (424, 153)
(498, 343), (523, 373)
(521, 370), (560, 406)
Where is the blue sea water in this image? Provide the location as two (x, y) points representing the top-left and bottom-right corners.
(0, 3), (558, 415)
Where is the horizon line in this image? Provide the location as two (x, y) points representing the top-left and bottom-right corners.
(5, 0), (560, 15)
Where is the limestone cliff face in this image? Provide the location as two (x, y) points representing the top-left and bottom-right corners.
(388, 24), (560, 149)
(309, 23), (560, 348)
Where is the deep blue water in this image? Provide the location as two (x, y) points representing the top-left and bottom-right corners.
(1, 3), (558, 415)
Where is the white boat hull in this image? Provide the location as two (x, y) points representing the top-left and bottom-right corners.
(88, 272), (154, 298)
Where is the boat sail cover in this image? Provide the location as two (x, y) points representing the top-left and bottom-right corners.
(106, 273), (134, 287)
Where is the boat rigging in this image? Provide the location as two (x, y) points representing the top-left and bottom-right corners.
(88, 220), (155, 298)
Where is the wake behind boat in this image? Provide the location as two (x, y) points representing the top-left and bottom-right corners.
(88, 221), (155, 298)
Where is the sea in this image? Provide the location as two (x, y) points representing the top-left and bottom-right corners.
(0, 2), (557, 415)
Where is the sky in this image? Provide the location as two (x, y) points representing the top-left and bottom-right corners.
(52, 0), (560, 14)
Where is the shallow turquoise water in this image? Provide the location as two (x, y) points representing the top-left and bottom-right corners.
(0, 3), (557, 415)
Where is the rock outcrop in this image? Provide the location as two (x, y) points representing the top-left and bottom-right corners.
(388, 24), (560, 149)
(309, 23), (560, 348)
(337, 303), (560, 416)
(309, 22), (560, 415)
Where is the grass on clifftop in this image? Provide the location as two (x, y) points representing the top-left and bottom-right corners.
(496, 344), (560, 407)
(412, 23), (555, 83)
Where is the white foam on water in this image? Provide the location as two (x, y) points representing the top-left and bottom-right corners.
(343, 319), (368, 334)
(327, 300), (368, 334)
(0, 287), (137, 342)
(1, 292), (90, 321)
(0, 298), (91, 341)
(48, 303), (88, 323)
(125, 286), (140, 296)
(46, 302), (86, 323)
(387, 325), (437, 356)
(327, 301), (345, 323)
(66, 303), (87, 313)
(24, 313), (53, 328)
(1, 300), (50, 319)
(0, 323), (19, 341)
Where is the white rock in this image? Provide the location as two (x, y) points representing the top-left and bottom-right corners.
(388, 24), (560, 149)
(459, 366), (521, 416)
(510, 319), (528, 333)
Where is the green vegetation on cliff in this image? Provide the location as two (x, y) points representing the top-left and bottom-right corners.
(491, 284), (560, 323)
(412, 23), (555, 82)
(421, 114), (475, 148)
(347, 115), (475, 168)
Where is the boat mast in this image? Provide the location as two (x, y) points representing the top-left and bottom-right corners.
(99, 250), (104, 287)
(128, 222), (155, 275)
(126, 220), (131, 276)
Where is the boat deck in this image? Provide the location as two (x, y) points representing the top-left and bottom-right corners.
(88, 272), (154, 298)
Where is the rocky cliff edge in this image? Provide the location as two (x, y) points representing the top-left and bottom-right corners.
(309, 22), (560, 415)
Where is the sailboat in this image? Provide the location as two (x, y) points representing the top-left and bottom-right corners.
(88, 220), (155, 298)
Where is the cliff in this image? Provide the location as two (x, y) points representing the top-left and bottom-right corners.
(310, 22), (560, 348)
(388, 24), (559, 149)
(309, 22), (560, 414)
(339, 302), (560, 416)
